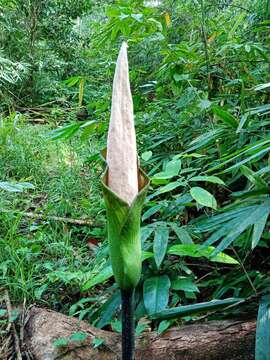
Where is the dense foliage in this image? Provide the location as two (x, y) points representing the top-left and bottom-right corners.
(0, 0), (270, 344)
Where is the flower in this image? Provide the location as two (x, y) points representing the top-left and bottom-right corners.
(107, 42), (138, 206)
(102, 42), (149, 290)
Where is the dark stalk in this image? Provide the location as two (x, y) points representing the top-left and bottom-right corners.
(121, 289), (135, 360)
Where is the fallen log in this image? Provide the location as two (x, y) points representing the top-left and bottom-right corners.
(24, 307), (256, 360)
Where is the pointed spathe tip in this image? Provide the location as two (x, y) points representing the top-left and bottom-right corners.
(118, 41), (128, 60)
(107, 40), (138, 205)
(121, 41), (128, 50)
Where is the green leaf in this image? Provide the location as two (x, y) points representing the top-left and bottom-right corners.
(152, 159), (181, 180)
(252, 213), (269, 250)
(0, 181), (34, 192)
(141, 151), (152, 161)
(168, 244), (239, 264)
(111, 320), (122, 333)
(169, 224), (193, 244)
(171, 277), (199, 293)
(92, 337), (104, 348)
(64, 76), (80, 87)
(49, 123), (81, 140)
(199, 99), (212, 110)
(173, 73), (190, 82)
(207, 137), (270, 173)
(211, 204), (270, 255)
(0, 309), (7, 317)
(158, 181), (185, 193)
(212, 106), (238, 128)
(150, 298), (242, 320)
(211, 251), (239, 264)
(53, 338), (69, 347)
(255, 295), (270, 360)
(189, 175), (225, 185)
(187, 129), (223, 153)
(96, 290), (121, 328)
(141, 226), (154, 243)
(142, 251), (154, 261)
(153, 226), (169, 268)
(248, 104), (270, 116)
(150, 181), (186, 198)
(142, 204), (162, 222)
(143, 275), (171, 315)
(190, 187), (217, 209)
(70, 332), (88, 342)
(236, 113), (249, 133)
(135, 323), (148, 336)
(254, 82), (270, 91)
(240, 165), (268, 189)
(10, 309), (19, 322)
(228, 12), (245, 38)
(157, 320), (171, 334)
(81, 266), (113, 292)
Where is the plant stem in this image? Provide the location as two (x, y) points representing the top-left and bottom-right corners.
(199, 0), (211, 98)
(121, 289), (135, 360)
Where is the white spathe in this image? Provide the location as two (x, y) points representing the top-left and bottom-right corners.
(107, 42), (138, 205)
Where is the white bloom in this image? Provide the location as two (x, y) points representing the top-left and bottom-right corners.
(107, 42), (138, 205)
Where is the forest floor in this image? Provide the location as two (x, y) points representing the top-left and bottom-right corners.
(0, 123), (107, 310)
(0, 122), (113, 357)
(0, 121), (268, 359)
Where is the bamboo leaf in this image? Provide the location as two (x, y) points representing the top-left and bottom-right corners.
(169, 224), (193, 244)
(189, 175), (225, 185)
(212, 204), (270, 255)
(212, 106), (238, 128)
(150, 298), (242, 320)
(252, 213), (269, 249)
(168, 244), (239, 264)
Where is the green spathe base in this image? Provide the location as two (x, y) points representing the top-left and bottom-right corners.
(101, 164), (149, 290)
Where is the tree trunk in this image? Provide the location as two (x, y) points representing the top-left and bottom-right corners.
(24, 307), (256, 360)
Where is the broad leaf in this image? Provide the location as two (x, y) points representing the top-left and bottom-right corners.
(96, 290), (121, 328)
(141, 151), (152, 161)
(143, 275), (171, 315)
(82, 266), (113, 292)
(142, 204), (162, 222)
(169, 224), (193, 244)
(152, 159), (181, 181)
(141, 226), (154, 243)
(190, 186), (217, 209)
(171, 277), (199, 293)
(153, 226), (169, 268)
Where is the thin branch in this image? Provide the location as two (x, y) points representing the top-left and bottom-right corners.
(0, 208), (102, 227)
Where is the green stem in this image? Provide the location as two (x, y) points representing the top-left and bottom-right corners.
(121, 289), (135, 360)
